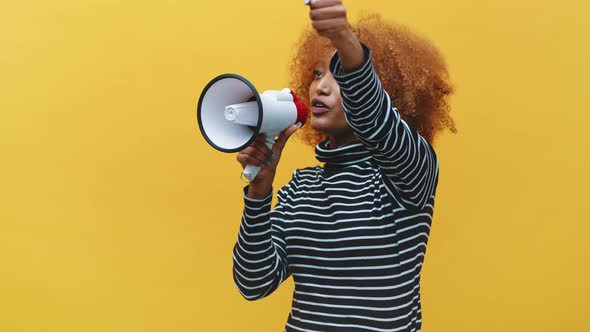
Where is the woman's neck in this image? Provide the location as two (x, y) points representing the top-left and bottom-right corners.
(328, 133), (358, 149)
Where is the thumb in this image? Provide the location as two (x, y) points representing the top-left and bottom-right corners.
(273, 123), (301, 154)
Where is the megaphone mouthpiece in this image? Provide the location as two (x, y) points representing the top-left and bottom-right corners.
(290, 91), (309, 126)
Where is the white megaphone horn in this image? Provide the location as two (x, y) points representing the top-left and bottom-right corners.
(197, 74), (308, 181)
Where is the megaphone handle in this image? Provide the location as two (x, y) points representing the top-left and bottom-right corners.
(242, 136), (276, 181)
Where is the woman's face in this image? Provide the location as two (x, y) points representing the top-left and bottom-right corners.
(308, 53), (356, 146)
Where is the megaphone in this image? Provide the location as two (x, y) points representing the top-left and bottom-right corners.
(197, 74), (308, 181)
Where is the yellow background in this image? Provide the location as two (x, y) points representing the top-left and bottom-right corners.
(1, 0), (589, 331)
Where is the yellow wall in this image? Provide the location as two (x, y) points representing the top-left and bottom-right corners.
(1, 0), (589, 331)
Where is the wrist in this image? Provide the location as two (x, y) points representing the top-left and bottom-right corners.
(329, 27), (357, 49)
(332, 33), (364, 72)
(247, 184), (272, 200)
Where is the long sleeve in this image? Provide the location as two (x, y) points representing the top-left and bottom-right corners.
(329, 44), (439, 210)
(232, 186), (290, 300)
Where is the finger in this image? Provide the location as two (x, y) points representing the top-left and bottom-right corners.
(236, 153), (248, 168)
(309, 5), (346, 21)
(239, 144), (272, 167)
(237, 150), (267, 168)
(252, 134), (269, 146)
(236, 134), (274, 168)
(312, 17), (348, 32)
(249, 138), (274, 158)
(237, 151), (262, 167)
(274, 123), (301, 155)
(250, 144), (273, 165)
(307, 0), (342, 9)
(249, 134), (274, 152)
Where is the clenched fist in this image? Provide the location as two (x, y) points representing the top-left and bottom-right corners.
(306, 0), (350, 43)
(237, 124), (300, 199)
(305, 0), (364, 71)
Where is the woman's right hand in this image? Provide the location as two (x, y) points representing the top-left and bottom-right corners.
(237, 123), (301, 199)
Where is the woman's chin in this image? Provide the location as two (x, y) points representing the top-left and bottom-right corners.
(310, 120), (329, 134)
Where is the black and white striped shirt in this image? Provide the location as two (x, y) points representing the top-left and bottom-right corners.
(233, 45), (439, 332)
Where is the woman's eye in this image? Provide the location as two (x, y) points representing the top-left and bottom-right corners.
(314, 70), (323, 79)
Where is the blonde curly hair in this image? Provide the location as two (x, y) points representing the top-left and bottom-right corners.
(289, 14), (456, 146)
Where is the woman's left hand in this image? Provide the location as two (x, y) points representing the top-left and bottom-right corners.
(306, 0), (364, 71)
(306, 0), (351, 45)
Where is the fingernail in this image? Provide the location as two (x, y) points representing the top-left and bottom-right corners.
(304, 0), (311, 5)
(295, 122), (302, 129)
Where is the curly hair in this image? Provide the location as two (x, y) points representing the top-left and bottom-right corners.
(289, 13), (457, 146)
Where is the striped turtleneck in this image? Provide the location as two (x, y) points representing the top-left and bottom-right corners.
(233, 44), (438, 332)
(315, 140), (373, 169)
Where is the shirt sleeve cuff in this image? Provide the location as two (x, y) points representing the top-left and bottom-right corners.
(243, 185), (273, 207)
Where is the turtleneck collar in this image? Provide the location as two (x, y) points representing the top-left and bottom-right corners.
(315, 139), (373, 169)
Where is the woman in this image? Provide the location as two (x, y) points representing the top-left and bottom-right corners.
(233, 1), (456, 330)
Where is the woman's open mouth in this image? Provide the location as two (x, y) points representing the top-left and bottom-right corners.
(311, 98), (330, 115)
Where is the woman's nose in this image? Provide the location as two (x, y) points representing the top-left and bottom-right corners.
(315, 75), (331, 95)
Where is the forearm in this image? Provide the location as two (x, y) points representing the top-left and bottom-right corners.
(331, 29), (365, 73)
(233, 187), (288, 300)
(330, 45), (439, 209)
